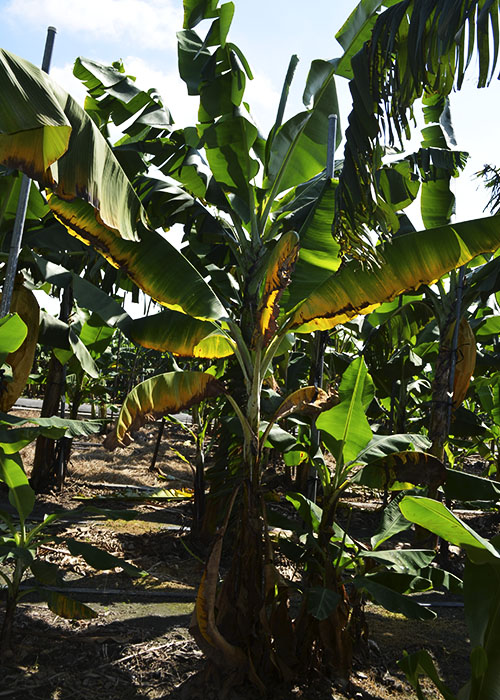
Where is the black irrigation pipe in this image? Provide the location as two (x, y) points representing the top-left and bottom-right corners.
(2, 584), (196, 602)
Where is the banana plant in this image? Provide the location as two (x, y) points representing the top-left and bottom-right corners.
(3, 0), (500, 688)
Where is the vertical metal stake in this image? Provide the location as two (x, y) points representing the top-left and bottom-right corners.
(308, 113), (338, 503)
(0, 26), (57, 318)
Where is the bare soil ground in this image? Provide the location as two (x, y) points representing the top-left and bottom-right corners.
(0, 411), (482, 699)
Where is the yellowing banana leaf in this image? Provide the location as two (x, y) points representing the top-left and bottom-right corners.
(45, 591), (98, 620)
(104, 371), (226, 449)
(53, 199), (226, 320)
(271, 386), (335, 423)
(130, 309), (234, 358)
(253, 231), (299, 347)
(290, 215), (500, 332)
(0, 49), (141, 243)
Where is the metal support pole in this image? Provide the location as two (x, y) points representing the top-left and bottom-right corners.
(0, 26), (57, 318)
(308, 114), (338, 502)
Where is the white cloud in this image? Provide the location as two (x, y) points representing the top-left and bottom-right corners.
(122, 56), (197, 128)
(49, 63), (88, 105)
(5, 0), (182, 51)
(243, 71), (280, 134)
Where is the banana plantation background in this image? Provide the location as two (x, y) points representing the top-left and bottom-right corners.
(1, 1), (500, 698)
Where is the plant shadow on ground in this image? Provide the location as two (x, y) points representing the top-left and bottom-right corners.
(0, 602), (197, 700)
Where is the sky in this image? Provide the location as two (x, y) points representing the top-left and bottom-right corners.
(1, 0), (499, 223)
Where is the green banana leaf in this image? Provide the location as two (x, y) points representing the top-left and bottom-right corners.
(399, 496), (500, 565)
(264, 59), (340, 196)
(317, 357), (374, 464)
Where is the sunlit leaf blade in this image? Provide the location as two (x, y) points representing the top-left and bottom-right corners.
(253, 231), (299, 346)
(45, 591), (98, 620)
(334, 0), (401, 79)
(130, 309), (234, 358)
(104, 371), (226, 449)
(0, 49), (142, 243)
(0, 450), (34, 524)
(74, 57), (173, 132)
(0, 314), (27, 358)
(400, 496), (500, 564)
(51, 208), (226, 321)
(201, 113), (259, 202)
(317, 357), (373, 464)
(290, 215), (500, 332)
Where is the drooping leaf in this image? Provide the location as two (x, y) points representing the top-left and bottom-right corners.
(104, 371), (226, 449)
(286, 492), (322, 534)
(130, 309), (234, 358)
(33, 255), (131, 331)
(463, 557), (500, 700)
(30, 559), (64, 587)
(336, 0), (500, 254)
(0, 282), (39, 412)
(359, 549), (435, 573)
(51, 206), (226, 321)
(290, 215), (500, 332)
(0, 425), (66, 453)
(370, 491), (413, 549)
(355, 433), (432, 465)
(0, 49), (142, 243)
(271, 386), (335, 423)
